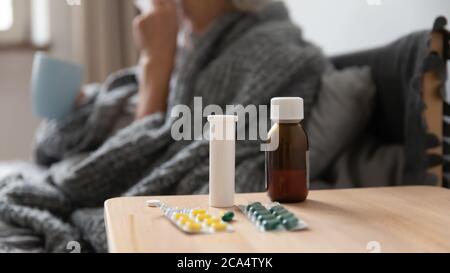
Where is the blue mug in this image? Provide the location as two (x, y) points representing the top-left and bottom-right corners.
(31, 52), (84, 120)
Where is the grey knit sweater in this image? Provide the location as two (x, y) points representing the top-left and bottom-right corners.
(0, 2), (328, 253)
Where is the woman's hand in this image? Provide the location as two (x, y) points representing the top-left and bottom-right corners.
(133, 0), (179, 63)
(133, 0), (179, 119)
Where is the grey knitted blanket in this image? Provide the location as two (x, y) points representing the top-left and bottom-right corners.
(0, 3), (327, 253)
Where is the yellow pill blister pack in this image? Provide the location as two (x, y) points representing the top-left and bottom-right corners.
(147, 200), (233, 234)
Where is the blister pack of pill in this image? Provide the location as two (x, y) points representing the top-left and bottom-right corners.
(239, 202), (308, 232)
(147, 200), (234, 234)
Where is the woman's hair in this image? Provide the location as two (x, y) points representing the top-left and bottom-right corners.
(231, 0), (276, 12)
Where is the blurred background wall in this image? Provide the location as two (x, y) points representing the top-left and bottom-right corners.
(285, 0), (450, 55)
(0, 0), (449, 161)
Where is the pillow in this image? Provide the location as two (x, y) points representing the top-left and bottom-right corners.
(306, 66), (376, 180)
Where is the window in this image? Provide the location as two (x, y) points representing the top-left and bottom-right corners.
(31, 0), (50, 47)
(0, 0), (14, 31)
(0, 0), (31, 45)
(0, 0), (49, 46)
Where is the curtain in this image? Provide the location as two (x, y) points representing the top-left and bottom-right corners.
(70, 0), (138, 83)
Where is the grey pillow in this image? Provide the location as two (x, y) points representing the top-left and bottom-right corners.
(306, 66), (376, 180)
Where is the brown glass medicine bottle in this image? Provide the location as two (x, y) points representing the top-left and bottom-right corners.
(266, 97), (309, 203)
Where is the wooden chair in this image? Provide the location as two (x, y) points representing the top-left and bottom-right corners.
(329, 17), (449, 188)
(423, 16), (449, 188)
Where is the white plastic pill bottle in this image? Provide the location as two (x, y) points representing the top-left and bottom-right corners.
(208, 115), (238, 208)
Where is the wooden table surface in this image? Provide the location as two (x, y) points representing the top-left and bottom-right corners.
(104, 186), (450, 253)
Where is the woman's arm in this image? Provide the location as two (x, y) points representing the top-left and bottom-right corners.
(135, 55), (173, 119)
(133, 0), (179, 119)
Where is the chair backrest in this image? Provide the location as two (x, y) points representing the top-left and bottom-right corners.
(423, 17), (449, 188)
(439, 17), (450, 188)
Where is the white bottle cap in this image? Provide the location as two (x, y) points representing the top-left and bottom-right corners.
(271, 97), (304, 122)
